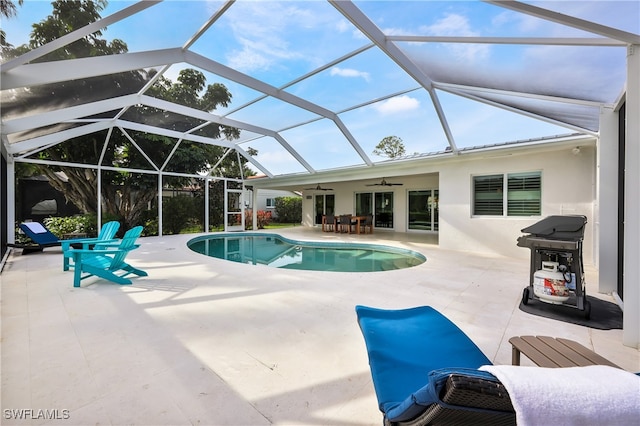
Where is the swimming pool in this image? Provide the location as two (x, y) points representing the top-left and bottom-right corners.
(187, 233), (426, 272)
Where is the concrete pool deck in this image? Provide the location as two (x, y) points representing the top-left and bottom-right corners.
(1, 227), (638, 425)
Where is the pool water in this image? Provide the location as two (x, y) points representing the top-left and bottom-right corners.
(187, 233), (426, 272)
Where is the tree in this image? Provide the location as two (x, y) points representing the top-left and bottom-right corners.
(0, 0), (22, 18)
(373, 136), (406, 159)
(0, 0), (23, 58)
(3, 0), (248, 229)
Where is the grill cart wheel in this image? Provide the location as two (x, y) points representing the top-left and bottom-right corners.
(584, 298), (591, 320)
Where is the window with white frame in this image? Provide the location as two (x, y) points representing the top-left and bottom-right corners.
(473, 172), (541, 216)
(266, 198), (276, 208)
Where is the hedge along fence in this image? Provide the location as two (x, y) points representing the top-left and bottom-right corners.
(274, 197), (302, 223)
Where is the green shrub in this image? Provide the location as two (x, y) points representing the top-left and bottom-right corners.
(162, 195), (199, 234)
(274, 197), (302, 223)
(44, 215), (90, 237)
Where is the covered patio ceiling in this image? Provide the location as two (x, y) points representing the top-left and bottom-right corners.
(1, 0), (639, 182)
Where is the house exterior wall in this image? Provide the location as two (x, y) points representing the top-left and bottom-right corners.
(439, 145), (595, 263)
(301, 144), (596, 264)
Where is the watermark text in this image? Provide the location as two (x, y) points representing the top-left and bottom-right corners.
(4, 408), (70, 420)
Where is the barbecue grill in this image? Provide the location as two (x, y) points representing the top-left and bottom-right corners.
(517, 215), (590, 319)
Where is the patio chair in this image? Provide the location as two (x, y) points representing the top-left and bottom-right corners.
(356, 305), (515, 425)
(338, 214), (354, 233)
(361, 215), (374, 234)
(12, 222), (61, 254)
(61, 220), (120, 271)
(323, 214), (336, 232)
(71, 226), (147, 288)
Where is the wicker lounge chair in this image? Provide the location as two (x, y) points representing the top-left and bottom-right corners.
(356, 305), (516, 425)
(71, 226), (147, 287)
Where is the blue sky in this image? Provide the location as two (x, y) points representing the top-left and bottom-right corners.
(2, 1), (638, 175)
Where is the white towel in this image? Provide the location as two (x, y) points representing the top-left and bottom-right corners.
(479, 365), (640, 426)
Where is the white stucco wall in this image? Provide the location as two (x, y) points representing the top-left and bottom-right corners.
(300, 142), (596, 264)
(439, 145), (595, 263)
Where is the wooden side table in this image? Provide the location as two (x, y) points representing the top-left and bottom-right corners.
(508, 335), (620, 368)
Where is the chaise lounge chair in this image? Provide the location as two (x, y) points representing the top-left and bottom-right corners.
(12, 222), (61, 254)
(71, 225), (147, 287)
(356, 305), (640, 426)
(61, 220), (120, 271)
(356, 305), (515, 425)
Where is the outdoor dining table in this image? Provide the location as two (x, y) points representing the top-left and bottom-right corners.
(350, 215), (372, 234)
(323, 215), (371, 234)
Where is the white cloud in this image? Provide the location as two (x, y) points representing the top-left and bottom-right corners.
(330, 67), (371, 82)
(372, 96), (420, 115)
(335, 19), (350, 33)
(419, 13), (490, 62)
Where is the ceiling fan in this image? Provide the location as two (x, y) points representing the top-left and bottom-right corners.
(366, 178), (403, 187)
(304, 184), (334, 191)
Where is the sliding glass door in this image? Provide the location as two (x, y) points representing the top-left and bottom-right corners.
(408, 189), (438, 231)
(314, 194), (335, 225)
(356, 192), (394, 229)
(374, 192), (394, 228)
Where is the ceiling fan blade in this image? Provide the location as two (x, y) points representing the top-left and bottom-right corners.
(305, 185), (333, 190)
(367, 178), (402, 186)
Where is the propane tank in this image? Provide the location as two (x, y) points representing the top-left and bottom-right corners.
(533, 261), (570, 304)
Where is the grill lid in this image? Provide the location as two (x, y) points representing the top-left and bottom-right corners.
(520, 215), (587, 240)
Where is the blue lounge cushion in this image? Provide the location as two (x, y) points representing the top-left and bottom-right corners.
(355, 305), (493, 422)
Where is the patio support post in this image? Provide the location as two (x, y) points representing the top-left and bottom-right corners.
(205, 177), (210, 233)
(158, 173), (163, 237)
(597, 108), (618, 295)
(5, 156), (15, 244)
(97, 168), (102, 227)
(623, 44), (640, 348)
(252, 189), (258, 231)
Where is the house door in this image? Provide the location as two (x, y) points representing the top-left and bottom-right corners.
(225, 181), (244, 231)
(408, 189), (439, 231)
(314, 194), (335, 225)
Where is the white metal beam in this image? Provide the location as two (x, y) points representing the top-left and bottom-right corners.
(2, 94), (139, 134)
(1, 48), (185, 90)
(386, 35), (627, 47)
(0, 0), (161, 72)
(138, 96), (315, 172)
(184, 50), (373, 166)
(440, 85), (598, 136)
(7, 121), (113, 155)
(484, 0), (640, 44)
(329, 0), (459, 152)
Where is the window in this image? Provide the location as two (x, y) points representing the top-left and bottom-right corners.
(473, 175), (504, 215)
(473, 172), (541, 216)
(507, 172), (541, 216)
(266, 198), (275, 208)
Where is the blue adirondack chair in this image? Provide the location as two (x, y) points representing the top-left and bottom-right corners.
(61, 221), (120, 271)
(71, 226), (147, 288)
